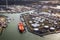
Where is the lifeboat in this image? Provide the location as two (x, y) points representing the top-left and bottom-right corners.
(18, 22), (25, 33)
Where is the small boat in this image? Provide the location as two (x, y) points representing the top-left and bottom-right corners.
(18, 22), (25, 33)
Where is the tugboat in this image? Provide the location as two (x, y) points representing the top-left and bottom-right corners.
(18, 22), (25, 33)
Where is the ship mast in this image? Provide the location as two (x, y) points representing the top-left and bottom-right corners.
(6, 0), (8, 7)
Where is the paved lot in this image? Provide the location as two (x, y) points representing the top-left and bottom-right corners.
(0, 13), (60, 40)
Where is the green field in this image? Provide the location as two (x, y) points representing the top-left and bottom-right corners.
(0, 13), (60, 40)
